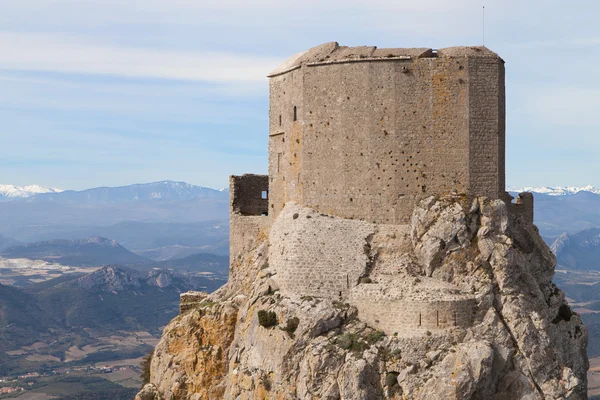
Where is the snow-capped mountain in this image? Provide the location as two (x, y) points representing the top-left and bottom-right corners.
(0, 184), (63, 198)
(508, 185), (600, 196)
(32, 180), (227, 204)
(0, 181), (228, 204)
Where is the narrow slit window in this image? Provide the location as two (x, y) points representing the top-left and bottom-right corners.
(279, 115), (282, 126)
(293, 106), (297, 121)
(261, 190), (268, 200)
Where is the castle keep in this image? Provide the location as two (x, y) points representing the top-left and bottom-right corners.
(266, 42), (505, 224)
(140, 43), (588, 400)
(229, 42), (533, 336)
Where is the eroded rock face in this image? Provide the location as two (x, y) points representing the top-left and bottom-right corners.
(137, 197), (588, 400)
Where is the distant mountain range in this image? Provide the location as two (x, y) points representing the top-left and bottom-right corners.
(1, 237), (149, 267)
(509, 185), (600, 196)
(0, 235), (230, 278)
(0, 265), (226, 375)
(1, 181), (598, 260)
(0, 184), (63, 199)
(34, 265), (224, 332)
(0, 181), (227, 204)
(0, 182), (230, 259)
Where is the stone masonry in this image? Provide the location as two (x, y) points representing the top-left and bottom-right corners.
(267, 42), (506, 224)
(230, 42), (533, 337)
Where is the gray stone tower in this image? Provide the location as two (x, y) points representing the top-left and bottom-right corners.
(267, 42), (506, 224)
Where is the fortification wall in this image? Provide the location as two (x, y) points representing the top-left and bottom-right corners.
(230, 174), (269, 216)
(351, 296), (476, 336)
(230, 215), (269, 266)
(508, 192), (534, 226)
(267, 43), (505, 224)
(269, 203), (375, 299)
(229, 175), (270, 266)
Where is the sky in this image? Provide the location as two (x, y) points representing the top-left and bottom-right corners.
(0, 0), (598, 190)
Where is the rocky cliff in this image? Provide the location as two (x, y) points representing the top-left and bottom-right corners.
(136, 196), (588, 400)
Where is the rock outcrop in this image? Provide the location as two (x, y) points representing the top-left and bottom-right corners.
(136, 196), (587, 400)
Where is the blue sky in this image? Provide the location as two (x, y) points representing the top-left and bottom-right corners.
(0, 0), (598, 190)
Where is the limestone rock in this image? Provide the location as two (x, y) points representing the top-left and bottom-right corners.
(136, 196), (588, 400)
(416, 341), (494, 399)
(135, 384), (162, 400)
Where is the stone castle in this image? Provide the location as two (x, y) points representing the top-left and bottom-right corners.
(138, 42), (587, 400)
(229, 42), (534, 337)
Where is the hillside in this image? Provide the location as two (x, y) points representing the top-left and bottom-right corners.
(34, 266), (226, 333)
(552, 228), (600, 270)
(0, 265), (227, 377)
(0, 283), (60, 351)
(1, 237), (149, 266)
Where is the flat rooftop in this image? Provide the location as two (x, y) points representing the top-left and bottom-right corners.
(268, 42), (503, 77)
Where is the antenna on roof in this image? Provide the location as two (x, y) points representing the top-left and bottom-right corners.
(482, 5), (485, 47)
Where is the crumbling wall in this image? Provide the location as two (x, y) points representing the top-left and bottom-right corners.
(508, 192), (534, 226)
(230, 174), (269, 216)
(269, 202), (477, 337)
(229, 175), (270, 267)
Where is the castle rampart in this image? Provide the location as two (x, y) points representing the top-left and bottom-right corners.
(351, 298), (476, 336)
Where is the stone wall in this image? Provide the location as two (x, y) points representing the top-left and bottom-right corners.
(267, 43), (505, 224)
(230, 214), (269, 269)
(269, 203), (375, 299)
(508, 192), (534, 226)
(351, 296), (476, 336)
(229, 174), (270, 267)
(349, 275), (476, 336)
(269, 203), (477, 336)
(230, 174), (269, 216)
(468, 56), (505, 198)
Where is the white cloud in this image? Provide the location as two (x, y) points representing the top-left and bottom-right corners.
(0, 32), (280, 82)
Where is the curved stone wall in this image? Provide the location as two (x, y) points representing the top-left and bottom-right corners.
(269, 203), (375, 299)
(350, 296), (476, 336)
(349, 277), (476, 335)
